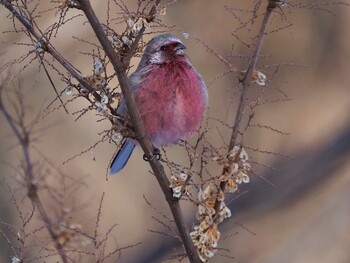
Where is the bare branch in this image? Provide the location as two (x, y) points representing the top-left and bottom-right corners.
(0, 78), (69, 263)
(76, 0), (201, 261)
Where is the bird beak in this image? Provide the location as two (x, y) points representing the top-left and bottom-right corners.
(174, 43), (186, 55)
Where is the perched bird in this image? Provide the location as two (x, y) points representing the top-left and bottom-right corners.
(110, 34), (208, 174)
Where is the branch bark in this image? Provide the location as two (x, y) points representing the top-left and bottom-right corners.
(75, 0), (201, 262)
(214, 1), (276, 214)
(230, 3), (274, 150)
(1, 0), (118, 117)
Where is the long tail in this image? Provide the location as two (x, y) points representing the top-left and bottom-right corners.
(110, 139), (136, 174)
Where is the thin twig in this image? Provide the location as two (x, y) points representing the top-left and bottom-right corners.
(0, 81), (69, 263)
(38, 56), (69, 114)
(1, 0), (118, 117)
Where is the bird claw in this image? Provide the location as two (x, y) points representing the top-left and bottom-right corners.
(143, 148), (161, 162)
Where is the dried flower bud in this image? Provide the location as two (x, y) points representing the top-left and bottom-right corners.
(271, 0), (288, 7)
(169, 172), (189, 199)
(112, 132), (123, 143)
(191, 223), (220, 262)
(179, 172), (188, 181)
(241, 70), (267, 86)
(217, 190), (225, 202)
(100, 92), (108, 104)
(252, 70), (267, 86)
(132, 18), (143, 36)
(182, 32), (190, 39)
(79, 87), (89, 96)
(94, 60), (104, 76)
(239, 147), (248, 161)
(127, 18), (134, 29)
(65, 85), (73, 95)
(235, 172), (250, 184)
(96, 102), (107, 113)
(122, 35), (131, 47)
(159, 7), (166, 16)
(109, 35), (122, 47)
(172, 186), (182, 199)
(35, 41), (44, 54)
(93, 76), (106, 90)
(226, 178), (238, 193)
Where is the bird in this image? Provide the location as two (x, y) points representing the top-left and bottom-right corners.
(110, 34), (208, 174)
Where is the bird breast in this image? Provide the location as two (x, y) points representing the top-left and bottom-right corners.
(132, 61), (207, 146)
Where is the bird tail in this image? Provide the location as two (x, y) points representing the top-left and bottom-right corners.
(109, 139), (136, 174)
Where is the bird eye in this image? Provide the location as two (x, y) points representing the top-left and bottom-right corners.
(160, 45), (167, 51)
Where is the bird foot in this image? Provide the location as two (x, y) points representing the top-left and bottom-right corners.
(143, 148), (161, 162)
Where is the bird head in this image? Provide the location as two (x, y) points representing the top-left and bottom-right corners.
(139, 34), (187, 67)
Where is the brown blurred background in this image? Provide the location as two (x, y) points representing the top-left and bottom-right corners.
(0, 1), (350, 262)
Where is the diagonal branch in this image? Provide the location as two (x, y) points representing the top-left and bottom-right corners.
(76, 0), (201, 262)
(1, 0), (118, 117)
(215, 1), (277, 214)
(229, 2), (274, 150)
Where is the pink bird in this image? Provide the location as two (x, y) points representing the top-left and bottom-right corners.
(110, 34), (208, 174)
